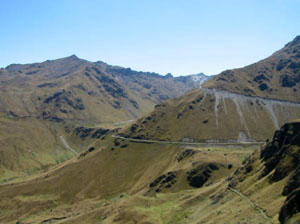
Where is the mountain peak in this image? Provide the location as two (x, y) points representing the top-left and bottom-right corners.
(285, 35), (300, 48)
(165, 73), (173, 78)
(291, 35), (300, 43)
(69, 54), (79, 59)
(42, 55), (84, 65)
(55, 54), (89, 66)
(62, 54), (81, 61)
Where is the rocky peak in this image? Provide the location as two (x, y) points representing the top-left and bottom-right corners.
(229, 120), (300, 223)
(68, 54), (79, 59)
(58, 54), (85, 63)
(260, 121), (300, 162)
(286, 35), (300, 47)
(165, 73), (173, 78)
(282, 35), (300, 55)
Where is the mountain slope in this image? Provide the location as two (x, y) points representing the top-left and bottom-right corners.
(0, 133), (251, 223)
(1, 121), (299, 223)
(0, 56), (209, 177)
(0, 117), (75, 183)
(1, 37), (300, 223)
(228, 120), (300, 223)
(122, 88), (300, 142)
(122, 36), (300, 142)
(203, 35), (300, 103)
(0, 55), (209, 124)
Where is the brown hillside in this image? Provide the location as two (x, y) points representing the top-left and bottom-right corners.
(0, 55), (208, 125)
(229, 121), (300, 223)
(122, 88), (300, 142)
(0, 134), (252, 223)
(122, 36), (300, 142)
(203, 36), (300, 103)
(0, 56), (208, 178)
(2, 121), (299, 223)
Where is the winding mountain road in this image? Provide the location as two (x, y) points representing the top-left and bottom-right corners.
(111, 135), (264, 146)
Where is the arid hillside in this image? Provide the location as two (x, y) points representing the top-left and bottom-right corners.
(203, 35), (300, 103)
(0, 55), (209, 124)
(0, 56), (209, 180)
(0, 130), (254, 223)
(228, 120), (300, 224)
(122, 36), (300, 142)
(0, 119), (299, 223)
(122, 88), (300, 142)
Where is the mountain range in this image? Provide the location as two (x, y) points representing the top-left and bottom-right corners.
(123, 36), (300, 142)
(0, 36), (300, 224)
(0, 56), (209, 180)
(0, 55), (209, 124)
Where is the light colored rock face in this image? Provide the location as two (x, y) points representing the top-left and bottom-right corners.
(204, 88), (300, 141)
(123, 86), (300, 143)
(190, 74), (210, 87)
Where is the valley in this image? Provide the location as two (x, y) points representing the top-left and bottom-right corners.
(0, 135), (256, 223)
(0, 56), (209, 181)
(0, 35), (300, 224)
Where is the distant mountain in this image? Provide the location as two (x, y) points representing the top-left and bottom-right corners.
(0, 55), (208, 124)
(176, 72), (211, 87)
(1, 37), (300, 224)
(122, 36), (300, 142)
(189, 72), (210, 85)
(0, 56), (210, 177)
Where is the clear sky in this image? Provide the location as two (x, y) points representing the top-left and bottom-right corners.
(0, 0), (299, 76)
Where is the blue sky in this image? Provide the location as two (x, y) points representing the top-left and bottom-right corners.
(0, 0), (299, 76)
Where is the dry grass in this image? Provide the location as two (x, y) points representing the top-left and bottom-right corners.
(0, 136), (257, 223)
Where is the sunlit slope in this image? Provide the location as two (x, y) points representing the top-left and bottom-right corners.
(122, 36), (300, 142)
(0, 55), (208, 178)
(0, 116), (74, 183)
(1, 122), (298, 223)
(227, 120), (300, 223)
(203, 35), (300, 103)
(122, 88), (300, 142)
(0, 135), (248, 223)
(0, 55), (208, 125)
